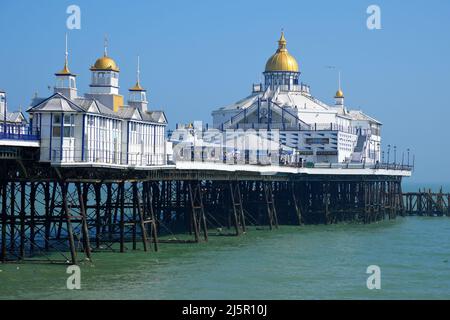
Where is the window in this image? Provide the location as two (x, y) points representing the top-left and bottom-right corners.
(63, 126), (74, 138)
(53, 114), (61, 124)
(64, 114), (73, 125)
(305, 138), (330, 145)
(52, 126), (61, 137)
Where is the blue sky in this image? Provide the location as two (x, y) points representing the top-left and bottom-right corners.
(0, 0), (449, 183)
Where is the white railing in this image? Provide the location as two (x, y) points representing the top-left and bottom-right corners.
(171, 147), (413, 171)
(42, 148), (167, 166)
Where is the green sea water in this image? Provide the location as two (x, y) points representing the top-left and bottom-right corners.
(0, 216), (449, 300)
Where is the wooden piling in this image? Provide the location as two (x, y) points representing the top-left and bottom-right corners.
(60, 181), (77, 265)
(119, 182), (125, 253)
(76, 182), (92, 260)
(134, 183), (149, 252)
(1, 181), (7, 262)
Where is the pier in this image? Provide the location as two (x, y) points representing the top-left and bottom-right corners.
(0, 31), (418, 265)
(403, 189), (450, 216)
(0, 154), (411, 265)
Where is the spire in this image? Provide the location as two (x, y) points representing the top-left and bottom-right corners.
(129, 55), (145, 91)
(338, 70), (341, 91)
(335, 71), (344, 98)
(104, 35), (108, 57)
(136, 55), (141, 86)
(64, 33), (68, 68)
(128, 55), (147, 111)
(56, 33), (72, 75)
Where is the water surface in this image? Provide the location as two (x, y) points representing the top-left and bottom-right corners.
(1, 216), (449, 299)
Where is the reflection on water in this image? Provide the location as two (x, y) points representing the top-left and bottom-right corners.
(1, 216), (449, 299)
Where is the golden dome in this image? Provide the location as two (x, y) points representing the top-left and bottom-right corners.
(265, 32), (299, 72)
(129, 81), (145, 92)
(335, 89), (344, 98)
(90, 55), (119, 72)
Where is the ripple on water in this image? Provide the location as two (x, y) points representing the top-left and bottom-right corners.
(1, 217), (450, 299)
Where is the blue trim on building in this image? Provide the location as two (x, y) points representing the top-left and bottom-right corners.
(49, 113), (53, 161)
(126, 121), (130, 164)
(81, 114), (86, 161)
(153, 125), (156, 154)
(257, 97), (260, 124)
(60, 113), (63, 161)
(96, 116), (99, 162)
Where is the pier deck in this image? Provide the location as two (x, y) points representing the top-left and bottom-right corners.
(0, 156), (412, 265)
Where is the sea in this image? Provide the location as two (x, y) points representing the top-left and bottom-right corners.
(0, 181), (449, 300)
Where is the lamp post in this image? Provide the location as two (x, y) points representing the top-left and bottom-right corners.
(401, 151), (404, 169)
(387, 144), (391, 166)
(2, 92), (7, 134)
(407, 148), (410, 167)
(394, 145), (397, 167)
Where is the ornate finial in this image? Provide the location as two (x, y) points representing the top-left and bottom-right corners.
(336, 70), (344, 98)
(129, 55), (145, 91)
(338, 70), (341, 91)
(104, 35), (108, 57)
(278, 30), (287, 51)
(56, 33), (71, 75)
(326, 66), (344, 98)
(65, 33), (68, 68)
(137, 55), (140, 85)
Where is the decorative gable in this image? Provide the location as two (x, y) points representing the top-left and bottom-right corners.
(27, 93), (84, 113)
(87, 101), (100, 113)
(131, 109), (142, 120)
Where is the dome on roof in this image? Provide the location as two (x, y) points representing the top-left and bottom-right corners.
(265, 32), (299, 73)
(335, 89), (344, 98)
(90, 55), (119, 72)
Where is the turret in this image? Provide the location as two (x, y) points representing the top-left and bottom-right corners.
(263, 31), (300, 91)
(86, 37), (124, 112)
(335, 88), (344, 108)
(128, 56), (148, 112)
(334, 72), (345, 110)
(54, 34), (77, 99)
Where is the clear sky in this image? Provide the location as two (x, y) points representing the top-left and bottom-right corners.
(0, 0), (449, 183)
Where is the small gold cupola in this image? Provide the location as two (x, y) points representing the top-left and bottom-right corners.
(335, 89), (344, 98)
(335, 72), (345, 109)
(55, 60), (72, 76)
(90, 37), (120, 72)
(90, 56), (120, 72)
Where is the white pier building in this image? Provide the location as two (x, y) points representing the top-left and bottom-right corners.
(27, 39), (167, 167)
(211, 32), (382, 166)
